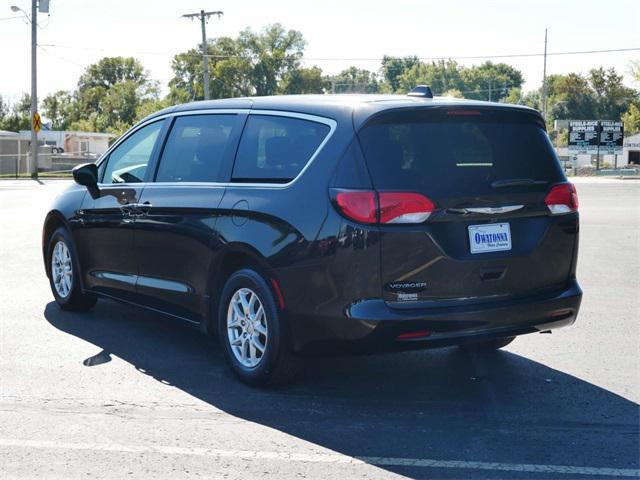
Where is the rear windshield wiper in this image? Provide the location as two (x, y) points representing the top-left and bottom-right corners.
(491, 178), (547, 189)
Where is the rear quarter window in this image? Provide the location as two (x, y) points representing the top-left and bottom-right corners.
(232, 115), (330, 183)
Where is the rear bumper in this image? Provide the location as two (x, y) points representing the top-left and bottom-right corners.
(294, 280), (582, 354)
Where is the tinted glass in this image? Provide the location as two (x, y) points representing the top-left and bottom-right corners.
(102, 121), (163, 184)
(156, 114), (239, 183)
(358, 108), (564, 198)
(232, 115), (330, 183)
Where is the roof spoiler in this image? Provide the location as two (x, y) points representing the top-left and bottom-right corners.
(407, 85), (433, 98)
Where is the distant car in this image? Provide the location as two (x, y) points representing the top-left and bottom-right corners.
(42, 89), (582, 385)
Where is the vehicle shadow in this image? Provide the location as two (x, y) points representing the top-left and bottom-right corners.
(44, 300), (639, 479)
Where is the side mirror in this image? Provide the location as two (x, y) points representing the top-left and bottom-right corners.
(72, 163), (98, 190)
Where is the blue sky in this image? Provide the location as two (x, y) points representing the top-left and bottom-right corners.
(1, 0), (638, 101)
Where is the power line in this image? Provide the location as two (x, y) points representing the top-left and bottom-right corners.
(35, 44), (640, 62)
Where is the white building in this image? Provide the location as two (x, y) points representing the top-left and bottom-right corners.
(18, 130), (116, 156)
(622, 132), (640, 165)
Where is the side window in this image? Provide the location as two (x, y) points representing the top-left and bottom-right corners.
(232, 115), (330, 183)
(156, 114), (239, 183)
(102, 121), (163, 184)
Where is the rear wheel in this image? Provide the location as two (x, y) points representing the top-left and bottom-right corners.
(459, 336), (515, 352)
(218, 268), (298, 386)
(47, 227), (97, 311)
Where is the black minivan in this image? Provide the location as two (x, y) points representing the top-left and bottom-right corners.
(43, 89), (582, 385)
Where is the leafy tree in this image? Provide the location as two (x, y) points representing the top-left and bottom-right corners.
(42, 90), (75, 130)
(332, 67), (380, 93)
(0, 95), (8, 124)
(280, 66), (327, 94)
(588, 67), (638, 121)
(441, 88), (464, 98)
(381, 55), (420, 92)
(135, 97), (172, 122)
(460, 61), (524, 102)
(0, 94), (31, 132)
(397, 60), (464, 95)
(505, 87), (524, 105)
(545, 73), (598, 121)
(69, 57), (159, 134)
(622, 103), (640, 135)
(169, 24), (306, 101)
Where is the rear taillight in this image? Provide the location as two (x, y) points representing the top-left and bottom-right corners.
(334, 191), (377, 224)
(545, 183), (579, 215)
(332, 190), (435, 224)
(378, 192), (435, 224)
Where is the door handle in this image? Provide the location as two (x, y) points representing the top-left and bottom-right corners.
(120, 202), (152, 217)
(137, 201), (152, 215)
(120, 203), (135, 215)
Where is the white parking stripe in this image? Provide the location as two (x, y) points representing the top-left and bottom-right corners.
(0, 438), (638, 477)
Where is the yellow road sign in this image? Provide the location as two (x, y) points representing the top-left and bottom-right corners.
(32, 112), (41, 133)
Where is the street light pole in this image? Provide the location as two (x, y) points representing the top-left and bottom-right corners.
(30, 0), (38, 178)
(182, 10), (223, 101)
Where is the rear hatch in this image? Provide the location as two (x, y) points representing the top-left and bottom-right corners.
(357, 105), (578, 306)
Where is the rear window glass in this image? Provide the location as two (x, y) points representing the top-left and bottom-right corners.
(358, 108), (564, 197)
(232, 115), (330, 183)
(156, 114), (239, 183)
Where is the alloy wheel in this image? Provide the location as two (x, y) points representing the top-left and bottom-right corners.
(226, 288), (268, 368)
(51, 240), (73, 299)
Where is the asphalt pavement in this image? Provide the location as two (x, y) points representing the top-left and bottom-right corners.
(0, 178), (638, 479)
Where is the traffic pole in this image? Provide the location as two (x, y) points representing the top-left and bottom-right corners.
(30, 0), (38, 178)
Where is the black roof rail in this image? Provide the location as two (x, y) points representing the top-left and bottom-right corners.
(407, 85), (434, 98)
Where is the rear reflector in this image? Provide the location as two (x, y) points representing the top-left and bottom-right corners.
(270, 278), (286, 310)
(332, 190), (435, 225)
(545, 183), (579, 214)
(396, 330), (431, 340)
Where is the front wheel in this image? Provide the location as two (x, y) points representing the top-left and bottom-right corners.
(47, 227), (97, 311)
(459, 336), (516, 352)
(217, 268), (298, 386)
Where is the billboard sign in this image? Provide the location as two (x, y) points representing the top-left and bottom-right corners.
(568, 120), (600, 154)
(599, 121), (624, 154)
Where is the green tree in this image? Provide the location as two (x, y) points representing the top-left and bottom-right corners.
(622, 103), (640, 135)
(42, 90), (75, 130)
(588, 67), (638, 120)
(460, 61), (524, 102)
(0, 94), (31, 132)
(381, 55), (420, 92)
(397, 60), (464, 95)
(169, 24), (306, 101)
(332, 67), (380, 93)
(280, 66), (327, 94)
(545, 73), (598, 122)
(70, 57), (159, 134)
(0, 95), (8, 124)
(441, 88), (464, 98)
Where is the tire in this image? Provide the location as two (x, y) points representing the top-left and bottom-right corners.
(459, 336), (516, 352)
(217, 268), (298, 386)
(47, 227), (97, 312)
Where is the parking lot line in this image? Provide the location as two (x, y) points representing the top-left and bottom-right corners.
(1, 438), (638, 477)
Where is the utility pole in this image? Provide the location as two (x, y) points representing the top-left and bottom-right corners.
(488, 79), (492, 102)
(542, 28), (548, 120)
(30, 0), (38, 178)
(182, 10), (223, 100)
